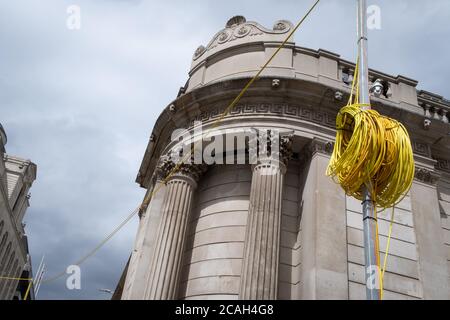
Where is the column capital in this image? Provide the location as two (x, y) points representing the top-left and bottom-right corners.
(250, 134), (293, 175)
(251, 133), (293, 165)
(155, 155), (208, 187)
(252, 160), (287, 175)
(279, 134), (294, 165)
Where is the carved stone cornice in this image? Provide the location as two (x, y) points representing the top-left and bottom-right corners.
(414, 167), (441, 186)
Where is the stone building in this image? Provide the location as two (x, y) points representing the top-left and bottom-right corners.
(116, 16), (450, 300)
(0, 124), (37, 300)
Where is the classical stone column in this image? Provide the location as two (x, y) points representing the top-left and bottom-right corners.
(144, 157), (206, 300)
(239, 136), (292, 300)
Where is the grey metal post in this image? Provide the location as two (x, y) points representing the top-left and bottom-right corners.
(357, 0), (381, 300)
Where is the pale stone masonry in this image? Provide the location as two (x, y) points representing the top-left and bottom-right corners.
(115, 16), (450, 300)
(144, 160), (206, 299)
(239, 159), (286, 300)
(0, 124), (37, 300)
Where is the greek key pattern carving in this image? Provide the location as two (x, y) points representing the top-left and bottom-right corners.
(412, 141), (431, 158)
(436, 158), (450, 173)
(185, 103), (337, 130)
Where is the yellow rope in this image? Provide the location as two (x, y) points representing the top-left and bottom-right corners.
(327, 57), (415, 207)
(380, 206), (395, 299)
(23, 279), (33, 300)
(0, 276), (32, 281)
(0, 276), (33, 300)
(327, 55), (415, 299)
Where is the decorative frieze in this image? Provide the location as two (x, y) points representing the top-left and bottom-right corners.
(184, 103), (337, 131)
(414, 167), (440, 185)
(412, 141), (432, 158)
(436, 158), (450, 173)
(193, 17), (293, 61)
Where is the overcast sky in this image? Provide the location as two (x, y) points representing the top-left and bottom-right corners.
(1, 0), (449, 300)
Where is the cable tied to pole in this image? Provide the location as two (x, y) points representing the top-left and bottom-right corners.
(326, 56), (415, 299)
(326, 58), (415, 209)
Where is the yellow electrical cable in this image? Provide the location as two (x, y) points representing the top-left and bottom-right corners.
(327, 56), (415, 300)
(327, 60), (415, 208)
(23, 279), (33, 300)
(0, 276), (32, 281)
(0, 276), (33, 300)
(380, 206), (395, 300)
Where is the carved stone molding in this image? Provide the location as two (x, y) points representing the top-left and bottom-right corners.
(418, 94), (450, 125)
(226, 15), (246, 28)
(279, 135), (294, 165)
(414, 167), (440, 185)
(193, 17), (293, 61)
(412, 141), (432, 158)
(436, 158), (450, 173)
(193, 45), (206, 60)
(183, 103), (337, 131)
(247, 132), (293, 169)
(307, 138), (334, 158)
(155, 155), (208, 185)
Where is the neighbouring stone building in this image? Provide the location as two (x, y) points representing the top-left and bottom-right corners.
(115, 16), (450, 300)
(0, 124), (37, 300)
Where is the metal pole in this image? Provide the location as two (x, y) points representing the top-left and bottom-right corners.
(357, 0), (381, 300)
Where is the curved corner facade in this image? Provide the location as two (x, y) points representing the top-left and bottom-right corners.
(118, 17), (450, 300)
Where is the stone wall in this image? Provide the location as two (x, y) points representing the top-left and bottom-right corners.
(179, 164), (251, 300)
(346, 194), (423, 300)
(438, 178), (450, 294)
(278, 161), (302, 299)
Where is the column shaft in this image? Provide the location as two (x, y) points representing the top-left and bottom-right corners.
(145, 176), (195, 299)
(240, 163), (284, 300)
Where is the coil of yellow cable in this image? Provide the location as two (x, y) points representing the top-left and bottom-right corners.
(326, 60), (415, 210)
